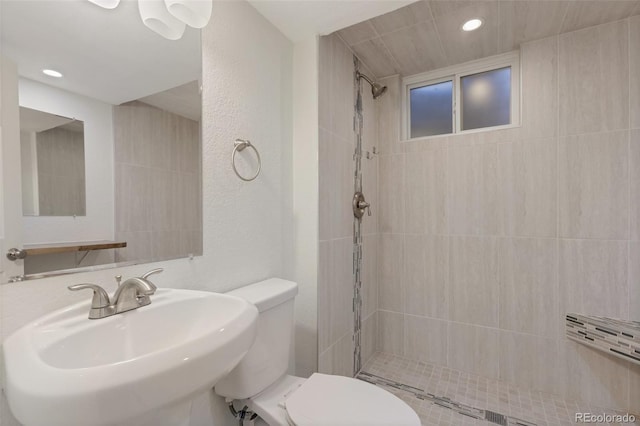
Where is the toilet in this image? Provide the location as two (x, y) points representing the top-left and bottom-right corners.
(215, 278), (420, 426)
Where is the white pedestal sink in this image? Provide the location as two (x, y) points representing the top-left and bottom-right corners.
(2, 288), (258, 426)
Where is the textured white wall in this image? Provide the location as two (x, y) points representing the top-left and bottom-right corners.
(0, 2), (293, 425)
(19, 79), (115, 245)
(291, 36), (319, 377)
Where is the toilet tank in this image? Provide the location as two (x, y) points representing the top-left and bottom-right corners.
(214, 278), (298, 400)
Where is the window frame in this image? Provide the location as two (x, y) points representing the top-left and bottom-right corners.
(402, 51), (521, 141)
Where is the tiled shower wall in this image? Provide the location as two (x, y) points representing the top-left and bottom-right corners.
(113, 101), (202, 263)
(318, 33), (379, 377)
(376, 17), (640, 413)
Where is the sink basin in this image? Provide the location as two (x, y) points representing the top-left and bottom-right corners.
(2, 288), (258, 426)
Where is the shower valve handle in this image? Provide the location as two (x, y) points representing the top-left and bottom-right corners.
(353, 192), (371, 219)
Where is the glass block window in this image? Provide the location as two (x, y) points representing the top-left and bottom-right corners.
(409, 80), (453, 138)
(403, 51), (520, 140)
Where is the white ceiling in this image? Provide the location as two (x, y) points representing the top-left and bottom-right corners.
(337, 0), (640, 78)
(0, 0), (201, 106)
(247, 0), (416, 43)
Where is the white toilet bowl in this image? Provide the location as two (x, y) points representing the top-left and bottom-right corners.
(216, 279), (420, 426)
(244, 373), (419, 426)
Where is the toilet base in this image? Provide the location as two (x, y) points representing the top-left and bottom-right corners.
(238, 375), (306, 426)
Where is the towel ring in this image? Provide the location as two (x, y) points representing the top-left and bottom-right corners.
(232, 139), (261, 182)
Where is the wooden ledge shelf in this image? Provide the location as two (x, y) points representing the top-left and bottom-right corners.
(24, 241), (127, 256)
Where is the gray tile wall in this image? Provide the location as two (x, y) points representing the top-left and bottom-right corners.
(376, 17), (640, 413)
(318, 33), (379, 376)
(113, 101), (202, 263)
(36, 126), (86, 216)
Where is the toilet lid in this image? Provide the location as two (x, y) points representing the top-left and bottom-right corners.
(284, 373), (420, 426)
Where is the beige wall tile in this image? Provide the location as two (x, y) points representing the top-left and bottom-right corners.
(558, 340), (630, 411)
(559, 20), (629, 136)
(630, 362), (640, 414)
(448, 322), (499, 379)
(404, 315), (448, 365)
(632, 16), (640, 129)
(559, 131), (629, 239)
(499, 331), (559, 394)
(561, 1), (638, 33)
(630, 241), (640, 320)
(449, 236), (499, 327)
(379, 233), (404, 312)
(371, 1), (432, 36)
(499, 238), (558, 338)
(330, 238), (354, 348)
(380, 20), (448, 76)
(362, 235), (379, 318)
(318, 128), (333, 241)
(318, 238), (353, 354)
(498, 2), (567, 52)
(403, 234), (448, 319)
(351, 38), (399, 78)
(361, 154), (378, 236)
(115, 164), (151, 233)
(448, 143), (498, 236)
(361, 312), (378, 367)
(378, 310), (404, 355)
(498, 139), (557, 238)
(114, 231), (152, 262)
(318, 332), (354, 377)
(632, 130), (640, 240)
(330, 34), (355, 142)
(318, 36), (333, 131)
(559, 239), (628, 321)
(338, 20), (378, 46)
(379, 154), (404, 233)
(318, 241), (332, 353)
(377, 75), (401, 155)
(404, 148), (447, 235)
(432, 1), (499, 65)
(520, 36), (558, 139)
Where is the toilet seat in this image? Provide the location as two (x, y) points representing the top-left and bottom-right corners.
(283, 373), (420, 426)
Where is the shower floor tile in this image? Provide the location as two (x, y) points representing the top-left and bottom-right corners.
(361, 352), (639, 426)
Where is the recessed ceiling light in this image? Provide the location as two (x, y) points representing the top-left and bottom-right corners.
(42, 69), (63, 78)
(462, 18), (483, 32)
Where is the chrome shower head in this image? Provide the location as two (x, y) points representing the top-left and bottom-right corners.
(371, 82), (388, 99)
(356, 71), (387, 99)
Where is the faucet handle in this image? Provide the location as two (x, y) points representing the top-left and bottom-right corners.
(115, 275), (122, 286)
(68, 283), (111, 308)
(141, 268), (163, 280)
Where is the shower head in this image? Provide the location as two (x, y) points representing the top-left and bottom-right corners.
(356, 71), (387, 99)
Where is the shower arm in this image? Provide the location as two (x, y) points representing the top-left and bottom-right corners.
(356, 71), (375, 87)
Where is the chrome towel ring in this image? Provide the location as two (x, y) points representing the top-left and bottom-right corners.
(232, 139), (261, 181)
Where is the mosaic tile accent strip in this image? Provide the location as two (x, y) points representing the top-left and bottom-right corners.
(566, 313), (640, 365)
(361, 352), (639, 426)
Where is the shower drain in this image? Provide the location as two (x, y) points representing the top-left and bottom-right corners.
(357, 372), (536, 426)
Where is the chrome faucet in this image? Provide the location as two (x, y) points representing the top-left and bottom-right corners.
(68, 268), (163, 319)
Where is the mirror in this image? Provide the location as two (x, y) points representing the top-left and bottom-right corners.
(20, 107), (86, 217)
(1, 0), (203, 280)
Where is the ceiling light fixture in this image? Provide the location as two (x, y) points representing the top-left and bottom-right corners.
(88, 0), (214, 40)
(138, 0), (186, 40)
(87, 0), (121, 9)
(462, 18), (483, 32)
(42, 69), (63, 78)
(165, 0), (212, 29)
